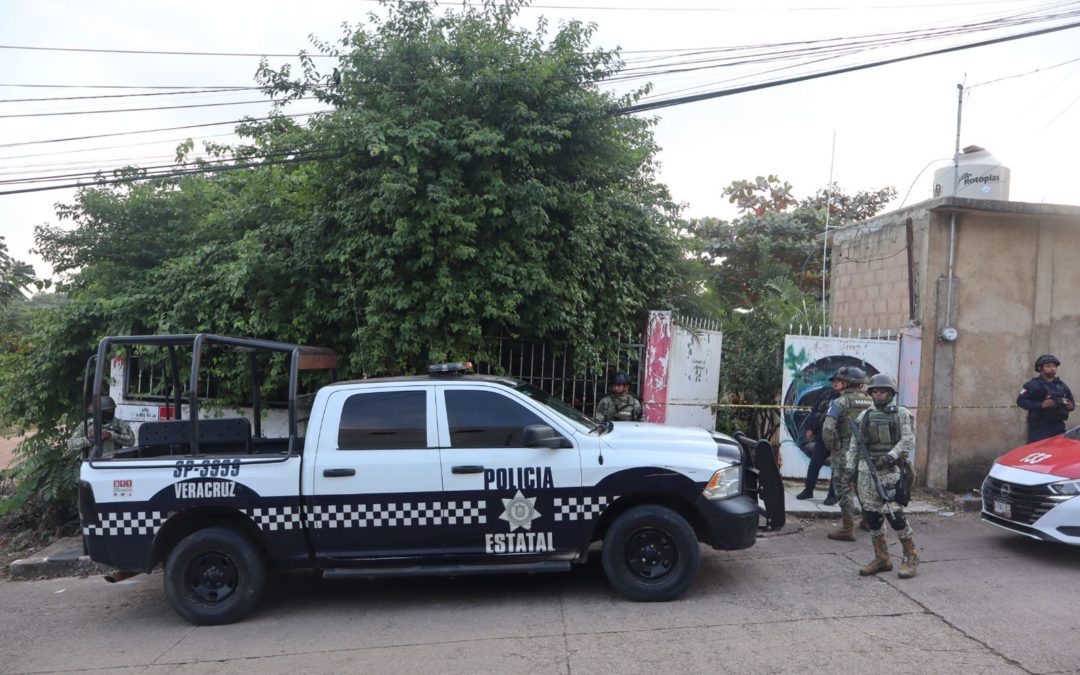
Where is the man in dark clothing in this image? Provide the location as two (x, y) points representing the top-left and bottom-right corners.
(1017, 354), (1075, 443)
(795, 378), (841, 503)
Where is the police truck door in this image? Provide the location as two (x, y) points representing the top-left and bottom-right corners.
(308, 386), (444, 561)
(436, 385), (584, 558)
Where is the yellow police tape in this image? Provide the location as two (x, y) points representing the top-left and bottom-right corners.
(711, 403), (1019, 411)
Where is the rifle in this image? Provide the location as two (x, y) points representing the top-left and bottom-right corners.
(848, 418), (896, 517)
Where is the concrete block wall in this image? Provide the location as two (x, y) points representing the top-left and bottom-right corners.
(829, 220), (916, 329)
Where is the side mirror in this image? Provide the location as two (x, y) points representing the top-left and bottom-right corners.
(523, 424), (572, 449)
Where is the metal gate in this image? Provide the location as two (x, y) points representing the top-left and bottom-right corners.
(475, 334), (644, 419)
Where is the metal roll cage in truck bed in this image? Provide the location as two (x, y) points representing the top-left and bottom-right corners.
(81, 334), (338, 460)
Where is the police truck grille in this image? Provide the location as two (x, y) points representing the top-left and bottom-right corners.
(983, 478), (1060, 525)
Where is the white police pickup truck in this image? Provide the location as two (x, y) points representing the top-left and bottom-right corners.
(79, 335), (783, 625)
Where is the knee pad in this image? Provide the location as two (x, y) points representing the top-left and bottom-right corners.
(864, 511), (885, 531)
(885, 511), (907, 531)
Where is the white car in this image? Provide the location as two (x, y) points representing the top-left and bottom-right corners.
(981, 429), (1080, 545)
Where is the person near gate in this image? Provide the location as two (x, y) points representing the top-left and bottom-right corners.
(795, 377), (841, 504)
(594, 372), (643, 423)
(821, 366), (872, 541)
(1017, 354), (1075, 443)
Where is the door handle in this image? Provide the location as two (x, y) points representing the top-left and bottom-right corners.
(452, 465), (485, 474)
(323, 468), (356, 477)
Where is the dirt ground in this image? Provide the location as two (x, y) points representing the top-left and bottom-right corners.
(0, 434), (19, 469)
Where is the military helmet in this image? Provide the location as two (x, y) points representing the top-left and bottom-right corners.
(89, 395), (117, 412)
(1034, 354), (1061, 371)
(611, 372), (631, 386)
(866, 374), (898, 394)
(829, 366), (867, 385)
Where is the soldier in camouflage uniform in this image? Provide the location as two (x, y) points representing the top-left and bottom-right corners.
(594, 372), (643, 423)
(68, 396), (135, 455)
(844, 374), (919, 579)
(822, 366), (872, 541)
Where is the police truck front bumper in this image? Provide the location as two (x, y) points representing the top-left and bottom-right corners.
(695, 494), (759, 550)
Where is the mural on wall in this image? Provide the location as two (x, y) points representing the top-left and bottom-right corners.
(779, 335), (900, 479)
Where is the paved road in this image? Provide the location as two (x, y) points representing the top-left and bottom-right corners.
(1, 512), (1077, 675)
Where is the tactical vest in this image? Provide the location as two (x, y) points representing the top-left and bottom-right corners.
(861, 407), (900, 456)
(836, 391), (872, 449)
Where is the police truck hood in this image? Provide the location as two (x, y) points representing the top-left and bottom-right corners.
(598, 422), (738, 464)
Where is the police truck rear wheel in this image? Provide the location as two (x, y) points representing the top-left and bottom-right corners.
(164, 527), (266, 625)
(601, 505), (700, 601)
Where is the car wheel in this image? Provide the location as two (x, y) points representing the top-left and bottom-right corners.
(601, 505), (700, 602)
(164, 526), (266, 625)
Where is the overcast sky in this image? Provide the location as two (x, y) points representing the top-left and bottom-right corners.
(3, 0), (1079, 279)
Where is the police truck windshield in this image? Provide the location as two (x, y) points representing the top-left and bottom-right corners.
(514, 383), (600, 431)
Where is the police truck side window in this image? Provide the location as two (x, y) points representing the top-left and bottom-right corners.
(337, 391), (427, 450)
(445, 390), (545, 448)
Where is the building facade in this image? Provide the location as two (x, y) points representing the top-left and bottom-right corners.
(830, 197), (1080, 490)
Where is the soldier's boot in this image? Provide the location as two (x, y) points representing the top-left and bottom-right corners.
(898, 537), (919, 579)
(827, 515), (856, 541)
(859, 516), (871, 531)
(859, 537), (893, 576)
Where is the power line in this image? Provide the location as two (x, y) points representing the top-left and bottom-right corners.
(0, 87), (256, 103)
(357, 0), (1044, 12)
(620, 17), (1080, 113)
(968, 54), (1080, 88)
(0, 97), (318, 119)
(0, 82), (255, 90)
(0, 150), (346, 196)
(0, 111), (329, 149)
(0, 147), (341, 186)
(0, 44), (332, 58)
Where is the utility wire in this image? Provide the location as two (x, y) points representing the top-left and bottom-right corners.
(968, 54), (1080, 88)
(0, 88), (257, 104)
(0, 111), (328, 149)
(0, 97), (318, 119)
(620, 17), (1080, 113)
(0, 147), (341, 186)
(0, 150), (346, 196)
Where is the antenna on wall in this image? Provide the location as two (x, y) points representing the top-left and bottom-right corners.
(821, 131), (836, 328)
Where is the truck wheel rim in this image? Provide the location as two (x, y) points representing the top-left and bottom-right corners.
(625, 528), (677, 580)
(186, 551), (239, 603)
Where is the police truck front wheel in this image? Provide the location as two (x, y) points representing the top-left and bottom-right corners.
(601, 505), (700, 602)
(164, 527), (267, 625)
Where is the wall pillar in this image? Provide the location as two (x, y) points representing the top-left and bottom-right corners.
(642, 311), (672, 423)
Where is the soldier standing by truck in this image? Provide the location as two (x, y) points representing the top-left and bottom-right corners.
(821, 367), (871, 541)
(594, 372), (643, 423)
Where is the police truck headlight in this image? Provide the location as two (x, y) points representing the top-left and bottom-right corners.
(703, 465), (742, 500)
(1047, 479), (1080, 496)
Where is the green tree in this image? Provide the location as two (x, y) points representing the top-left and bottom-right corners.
(251, 0), (688, 372)
(686, 177), (896, 309)
(1, 0), (694, 527)
(689, 177), (895, 440)
(0, 237), (35, 306)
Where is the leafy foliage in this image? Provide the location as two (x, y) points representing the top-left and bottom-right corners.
(686, 177), (896, 310)
(0, 0), (694, 526)
(687, 177), (896, 440)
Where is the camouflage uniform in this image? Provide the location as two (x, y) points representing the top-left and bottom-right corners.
(594, 393), (643, 423)
(822, 390), (872, 519)
(845, 388), (919, 578)
(68, 419), (135, 455)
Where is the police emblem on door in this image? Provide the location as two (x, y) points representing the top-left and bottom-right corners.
(500, 490), (540, 531)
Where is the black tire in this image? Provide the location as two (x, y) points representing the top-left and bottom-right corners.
(164, 526), (266, 625)
(601, 505), (700, 602)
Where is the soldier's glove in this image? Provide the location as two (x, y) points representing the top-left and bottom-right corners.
(877, 453), (897, 470)
(823, 456), (832, 467)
